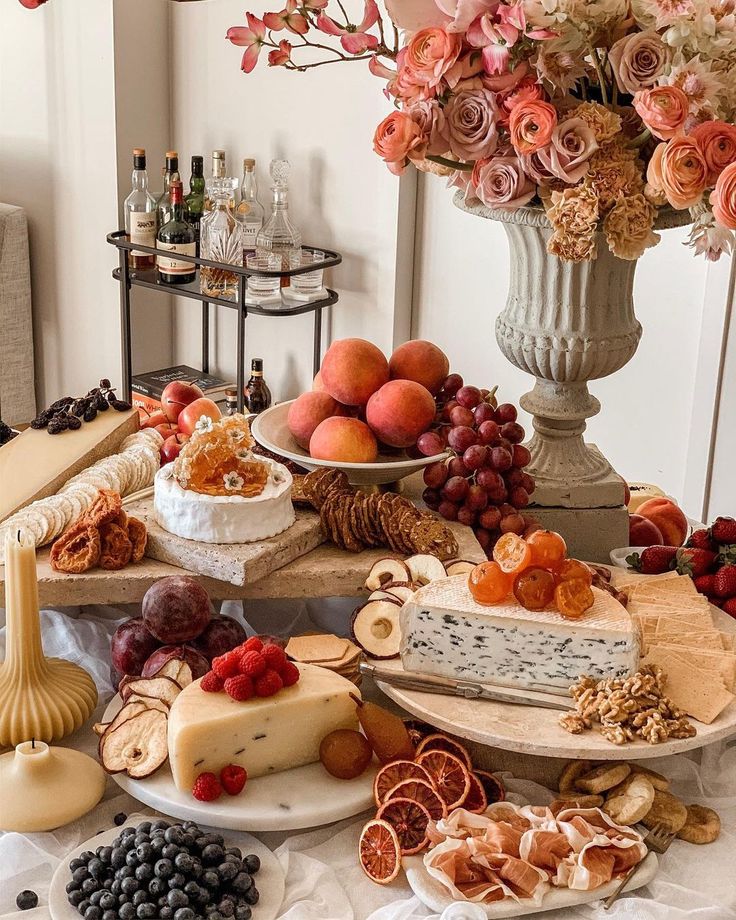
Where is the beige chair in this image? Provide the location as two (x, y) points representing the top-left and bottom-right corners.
(0, 203), (36, 425)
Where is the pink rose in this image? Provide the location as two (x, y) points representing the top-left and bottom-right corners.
(609, 30), (669, 95)
(470, 155), (535, 209)
(521, 117), (598, 184)
(648, 138), (707, 209)
(373, 111), (427, 175)
(633, 85), (689, 141)
(407, 99), (450, 155)
(711, 161), (736, 229)
(690, 120), (736, 185)
(509, 99), (557, 154)
(445, 87), (499, 160)
(403, 27), (463, 91)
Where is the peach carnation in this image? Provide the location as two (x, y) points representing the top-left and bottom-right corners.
(509, 100), (558, 155)
(690, 120), (736, 186)
(711, 161), (736, 229)
(584, 142), (644, 212)
(547, 185), (600, 238)
(569, 102), (622, 144)
(403, 27), (463, 91)
(648, 137), (707, 209)
(633, 85), (689, 141)
(604, 193), (660, 260)
(373, 111), (427, 175)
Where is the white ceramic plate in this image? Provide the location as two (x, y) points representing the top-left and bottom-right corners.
(48, 818), (285, 920)
(251, 400), (448, 486)
(404, 851), (658, 917)
(103, 698), (376, 832)
(610, 546), (643, 569)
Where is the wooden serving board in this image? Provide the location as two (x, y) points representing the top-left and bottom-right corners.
(126, 496), (326, 587)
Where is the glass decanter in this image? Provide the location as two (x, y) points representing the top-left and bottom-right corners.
(255, 159), (302, 277)
(199, 179), (243, 299)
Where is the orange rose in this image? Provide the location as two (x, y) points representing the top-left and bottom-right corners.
(403, 27), (462, 91)
(650, 137), (707, 210)
(509, 100), (558, 154)
(711, 161), (736, 229)
(373, 111), (427, 175)
(690, 120), (736, 185)
(633, 86), (689, 140)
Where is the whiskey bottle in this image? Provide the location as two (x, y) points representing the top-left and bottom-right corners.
(156, 180), (196, 285)
(185, 155), (205, 245)
(236, 158), (264, 257)
(156, 151), (180, 227)
(124, 148), (157, 270)
(243, 359), (272, 415)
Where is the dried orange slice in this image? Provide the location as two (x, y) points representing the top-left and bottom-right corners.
(376, 796), (432, 855)
(493, 532), (532, 574)
(358, 818), (401, 884)
(386, 778), (447, 820)
(463, 772), (488, 814)
(475, 769), (505, 804)
(373, 759), (434, 806)
(416, 750), (471, 810)
(415, 733), (473, 769)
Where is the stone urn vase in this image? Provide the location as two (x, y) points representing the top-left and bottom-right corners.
(455, 192), (691, 511)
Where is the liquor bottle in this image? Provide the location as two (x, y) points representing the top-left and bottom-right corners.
(224, 388), (238, 415)
(185, 155), (205, 245)
(200, 179), (243, 299)
(236, 158), (264, 257)
(256, 160), (302, 281)
(243, 359), (272, 415)
(156, 151), (180, 227)
(156, 180), (196, 285)
(204, 150), (227, 212)
(123, 148), (157, 270)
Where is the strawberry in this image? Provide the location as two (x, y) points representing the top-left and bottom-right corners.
(710, 516), (736, 545)
(200, 670), (224, 693)
(723, 597), (736, 619)
(686, 528), (716, 552)
(675, 547), (718, 578)
(254, 668), (284, 697)
(714, 564), (736, 599)
(239, 650), (267, 678)
(693, 574), (717, 598)
(220, 764), (247, 796)
(224, 674), (254, 701)
(626, 546), (678, 575)
(192, 772), (222, 802)
(262, 643), (287, 672)
(280, 661), (301, 687)
(212, 651), (241, 680)
(242, 636), (264, 653)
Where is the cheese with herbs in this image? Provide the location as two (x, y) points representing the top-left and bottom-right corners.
(167, 663), (359, 791)
(400, 576), (638, 693)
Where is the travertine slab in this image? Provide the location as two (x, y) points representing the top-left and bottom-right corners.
(527, 505), (629, 563)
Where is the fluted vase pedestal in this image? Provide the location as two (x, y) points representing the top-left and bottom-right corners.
(455, 194), (690, 561)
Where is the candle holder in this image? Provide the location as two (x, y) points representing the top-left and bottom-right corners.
(0, 529), (98, 747)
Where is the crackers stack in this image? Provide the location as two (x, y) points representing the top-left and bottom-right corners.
(285, 634), (363, 686)
(620, 571), (736, 724)
(300, 468), (458, 560)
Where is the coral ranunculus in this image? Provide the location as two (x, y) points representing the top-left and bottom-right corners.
(403, 27), (463, 89)
(373, 111), (427, 175)
(508, 100), (557, 154)
(633, 85), (689, 140)
(690, 120), (736, 185)
(653, 137), (708, 209)
(711, 162), (736, 229)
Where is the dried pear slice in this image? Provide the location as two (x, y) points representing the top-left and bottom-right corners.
(100, 708), (169, 778)
(405, 554), (447, 585)
(365, 558), (411, 591)
(351, 599), (402, 659)
(119, 675), (182, 707)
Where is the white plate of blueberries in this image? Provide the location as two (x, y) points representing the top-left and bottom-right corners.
(48, 815), (284, 920)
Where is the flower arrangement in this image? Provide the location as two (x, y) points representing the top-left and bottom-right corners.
(228, 0), (736, 263)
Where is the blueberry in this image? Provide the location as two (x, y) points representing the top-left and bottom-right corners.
(81, 879), (99, 896)
(99, 847), (113, 863)
(77, 900), (91, 916)
(88, 891), (105, 905)
(99, 893), (116, 911)
(135, 864), (153, 884)
(151, 820), (170, 832)
(81, 851), (96, 862)
(181, 833), (196, 850)
(217, 862), (237, 883)
(120, 877), (139, 896)
(136, 904), (156, 920)
(243, 855), (260, 875)
(125, 851), (139, 868)
(68, 891), (86, 908)
(167, 873), (186, 891)
(117, 896), (130, 907)
(201, 845), (224, 866)
(66, 881), (80, 895)
(243, 888), (259, 907)
(118, 903), (136, 920)
(84, 906), (102, 920)
(162, 844), (181, 861)
(217, 900), (234, 918)
(196, 889), (211, 907)
(183, 882), (200, 899)
(207, 912), (224, 920)
(118, 866), (135, 879)
(72, 868), (90, 885)
(167, 891), (189, 910)
(201, 871), (220, 889)
(136, 842), (152, 863)
(137, 822), (153, 835)
(225, 848), (241, 859)
(230, 873), (252, 895)
(189, 857), (203, 879)
(159, 909), (173, 920)
(70, 857), (86, 871)
(148, 878), (167, 898)
(102, 879), (113, 891)
(174, 852), (193, 874)
(132, 891), (148, 907)
(164, 827), (184, 847)
(111, 848), (126, 871)
(224, 854), (241, 867)
(150, 837), (166, 855)
(174, 910), (195, 920)
(235, 907), (252, 920)
(110, 881), (122, 897)
(102, 911), (117, 920)
(114, 813), (128, 826)
(155, 859), (174, 879)
(88, 858), (106, 880)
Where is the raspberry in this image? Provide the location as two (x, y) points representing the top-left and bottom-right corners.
(192, 772), (222, 802)
(254, 668), (283, 697)
(224, 674), (254, 701)
(262, 643), (287, 671)
(280, 661), (300, 687)
(239, 650), (267, 678)
(200, 670), (224, 693)
(212, 651), (241, 680)
(220, 764), (247, 796)
(723, 597), (736, 618)
(243, 636), (264, 653)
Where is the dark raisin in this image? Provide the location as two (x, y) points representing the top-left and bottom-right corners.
(111, 399), (132, 411)
(100, 378), (112, 389)
(84, 405), (98, 423)
(67, 415), (82, 431)
(47, 419), (64, 435)
(107, 390), (117, 404)
(96, 394), (110, 411)
(71, 399), (88, 416)
(49, 396), (73, 411)
(30, 417), (49, 429)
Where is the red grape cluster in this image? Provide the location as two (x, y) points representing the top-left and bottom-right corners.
(417, 374), (538, 556)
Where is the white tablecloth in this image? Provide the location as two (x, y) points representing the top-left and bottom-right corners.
(2, 603), (736, 920)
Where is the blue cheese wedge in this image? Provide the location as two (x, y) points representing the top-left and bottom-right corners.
(168, 663), (359, 791)
(400, 576), (638, 693)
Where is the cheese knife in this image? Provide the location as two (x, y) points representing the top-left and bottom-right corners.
(361, 662), (574, 711)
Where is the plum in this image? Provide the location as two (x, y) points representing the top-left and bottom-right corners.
(141, 575), (213, 643)
(142, 645), (210, 680)
(111, 617), (161, 677)
(191, 615), (247, 661)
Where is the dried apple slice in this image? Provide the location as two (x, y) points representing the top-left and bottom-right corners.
(368, 589), (401, 602)
(382, 582), (416, 604)
(405, 554), (447, 585)
(120, 675), (182, 707)
(100, 708), (169, 778)
(444, 560), (477, 577)
(151, 658), (193, 688)
(351, 599), (402, 659)
(365, 558), (411, 591)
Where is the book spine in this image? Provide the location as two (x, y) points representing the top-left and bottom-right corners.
(132, 393), (163, 421)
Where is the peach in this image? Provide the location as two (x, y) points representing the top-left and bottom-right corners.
(629, 513), (664, 547)
(313, 371), (326, 391)
(366, 379), (436, 449)
(389, 340), (450, 395)
(320, 338), (389, 406)
(636, 498), (688, 547)
(309, 417), (378, 463)
(287, 391), (347, 450)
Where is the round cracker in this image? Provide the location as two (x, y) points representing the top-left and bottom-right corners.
(641, 788), (688, 834)
(603, 774), (655, 826)
(676, 804), (720, 844)
(576, 762), (631, 795)
(558, 760), (593, 793)
(627, 763), (670, 792)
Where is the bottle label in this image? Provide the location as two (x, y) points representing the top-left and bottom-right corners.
(157, 241), (196, 275)
(242, 220), (262, 249)
(130, 211), (157, 256)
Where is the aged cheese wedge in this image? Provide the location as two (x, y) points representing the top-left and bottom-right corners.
(399, 576), (639, 692)
(0, 409), (139, 522)
(168, 663), (359, 792)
